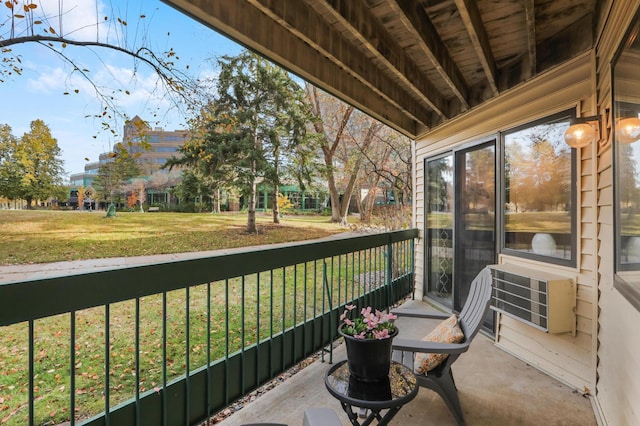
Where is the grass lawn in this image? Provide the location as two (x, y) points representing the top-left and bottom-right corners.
(0, 210), (355, 425)
(0, 210), (347, 265)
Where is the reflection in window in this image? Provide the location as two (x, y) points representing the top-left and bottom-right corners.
(503, 113), (575, 264)
(615, 14), (640, 278)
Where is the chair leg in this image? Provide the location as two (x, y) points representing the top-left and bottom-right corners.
(433, 370), (465, 426)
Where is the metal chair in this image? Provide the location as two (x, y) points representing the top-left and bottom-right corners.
(391, 267), (493, 425)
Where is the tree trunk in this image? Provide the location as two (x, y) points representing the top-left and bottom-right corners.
(247, 160), (257, 233)
(212, 188), (220, 214)
(272, 185), (280, 224)
(361, 186), (379, 223)
(326, 167), (343, 223)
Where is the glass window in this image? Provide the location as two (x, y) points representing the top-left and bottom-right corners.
(502, 111), (576, 266)
(155, 146), (178, 153)
(425, 154), (454, 307)
(614, 10), (640, 309)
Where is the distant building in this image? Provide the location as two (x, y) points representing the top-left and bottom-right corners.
(69, 116), (188, 187)
(122, 115), (188, 176)
(67, 117), (188, 208)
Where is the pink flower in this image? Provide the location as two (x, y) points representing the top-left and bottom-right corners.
(373, 329), (389, 339)
(339, 305), (397, 340)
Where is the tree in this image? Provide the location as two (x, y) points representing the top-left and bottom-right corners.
(0, 120), (64, 207)
(122, 178), (147, 212)
(92, 143), (141, 207)
(170, 51), (314, 232)
(77, 185), (85, 210)
(360, 126), (412, 210)
(306, 84), (354, 225)
(50, 184), (70, 207)
(0, 124), (22, 202)
(259, 64), (316, 224)
(170, 169), (208, 212)
(306, 85), (389, 225)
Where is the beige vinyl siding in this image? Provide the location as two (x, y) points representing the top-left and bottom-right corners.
(592, 1), (640, 424)
(413, 142), (425, 299)
(414, 53), (597, 392)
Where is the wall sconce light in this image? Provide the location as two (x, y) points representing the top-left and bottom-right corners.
(615, 116), (640, 144)
(563, 116), (600, 149)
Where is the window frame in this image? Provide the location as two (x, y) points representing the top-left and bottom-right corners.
(613, 7), (640, 311)
(498, 109), (577, 267)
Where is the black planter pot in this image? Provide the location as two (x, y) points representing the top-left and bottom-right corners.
(338, 325), (398, 382)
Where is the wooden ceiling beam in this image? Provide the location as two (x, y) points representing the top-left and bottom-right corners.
(524, 0), (537, 78)
(391, 0), (469, 110)
(248, 0), (435, 130)
(160, 0), (427, 137)
(320, 0), (450, 118)
(454, 0), (498, 95)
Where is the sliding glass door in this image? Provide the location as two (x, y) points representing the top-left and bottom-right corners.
(425, 142), (496, 328)
(454, 142), (496, 325)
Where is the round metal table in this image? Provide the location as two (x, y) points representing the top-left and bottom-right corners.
(324, 360), (418, 426)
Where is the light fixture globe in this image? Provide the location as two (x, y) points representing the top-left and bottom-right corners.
(616, 117), (640, 144)
(563, 123), (594, 148)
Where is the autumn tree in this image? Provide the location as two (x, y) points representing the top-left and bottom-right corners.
(0, 120), (64, 207)
(122, 178), (147, 212)
(306, 85), (353, 224)
(306, 84), (394, 225)
(77, 185), (85, 210)
(0, 123), (22, 202)
(92, 143), (141, 206)
(363, 127), (413, 209)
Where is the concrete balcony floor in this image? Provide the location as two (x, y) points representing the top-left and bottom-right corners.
(218, 301), (597, 426)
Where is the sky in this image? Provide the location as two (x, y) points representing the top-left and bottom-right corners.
(0, 0), (243, 179)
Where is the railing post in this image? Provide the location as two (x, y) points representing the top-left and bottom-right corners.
(386, 240), (393, 310)
(322, 259), (333, 364)
(411, 237), (416, 300)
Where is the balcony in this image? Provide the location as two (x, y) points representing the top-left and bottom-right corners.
(216, 306), (596, 425)
(0, 229), (596, 425)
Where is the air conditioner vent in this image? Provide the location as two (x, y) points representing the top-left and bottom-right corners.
(488, 264), (575, 334)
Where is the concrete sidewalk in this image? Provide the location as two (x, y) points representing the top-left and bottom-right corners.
(0, 231), (360, 284)
(217, 301), (597, 426)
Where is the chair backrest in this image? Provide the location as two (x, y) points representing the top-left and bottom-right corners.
(457, 267), (493, 343)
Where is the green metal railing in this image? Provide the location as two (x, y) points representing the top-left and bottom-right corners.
(0, 229), (417, 426)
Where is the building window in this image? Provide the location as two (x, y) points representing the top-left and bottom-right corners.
(614, 10), (640, 309)
(155, 146), (178, 153)
(501, 111), (576, 266)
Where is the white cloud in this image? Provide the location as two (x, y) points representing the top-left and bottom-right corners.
(2, 1), (108, 41)
(26, 66), (94, 95)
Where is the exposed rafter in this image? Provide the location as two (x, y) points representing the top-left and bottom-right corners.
(319, 0), (449, 119)
(454, 0), (498, 95)
(391, 0), (469, 110)
(246, 0), (433, 130)
(161, 0), (598, 139)
(524, 0), (537, 79)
